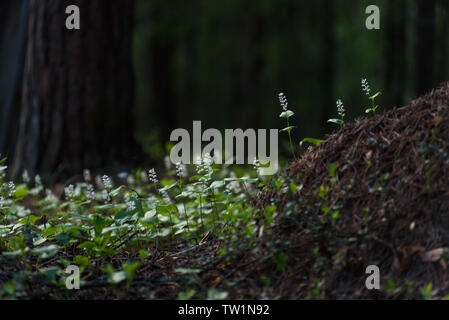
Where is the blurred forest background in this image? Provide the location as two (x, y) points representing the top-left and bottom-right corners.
(0, 0), (448, 180)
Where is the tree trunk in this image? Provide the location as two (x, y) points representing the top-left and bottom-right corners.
(0, 0), (28, 156)
(11, 0), (138, 178)
(413, 0), (436, 97)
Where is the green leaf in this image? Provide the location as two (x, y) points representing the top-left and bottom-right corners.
(207, 288), (229, 300)
(156, 204), (178, 215)
(140, 210), (159, 226)
(300, 138), (323, 148)
(14, 185), (29, 200)
(280, 126), (296, 134)
(159, 182), (179, 193)
(209, 181), (225, 190)
(175, 268), (202, 274)
(73, 255), (90, 267)
(327, 119), (344, 126)
(370, 91), (381, 100)
(272, 179), (283, 190)
(18, 215), (42, 225)
(109, 271), (127, 284)
(32, 244), (60, 259)
(279, 110), (294, 119)
(273, 252), (287, 271)
(40, 266), (61, 282)
(2, 249), (23, 258)
(178, 289), (197, 300)
(109, 186), (124, 198)
(329, 163), (339, 178)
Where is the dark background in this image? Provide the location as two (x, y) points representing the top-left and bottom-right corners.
(0, 0), (447, 179)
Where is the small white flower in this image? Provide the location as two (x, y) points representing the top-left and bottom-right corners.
(195, 153), (213, 176)
(161, 190), (170, 202)
(336, 99), (345, 118)
(65, 184), (75, 201)
(35, 174), (42, 187)
(176, 162), (186, 178)
(45, 189), (59, 203)
(140, 171), (149, 183)
(102, 175), (113, 190)
(7, 182), (15, 198)
(226, 172), (241, 194)
(83, 169), (92, 182)
(126, 175), (135, 185)
(148, 168), (159, 184)
(361, 78), (371, 96)
(22, 170), (30, 184)
(253, 157), (262, 175)
(102, 189), (111, 203)
(86, 184), (95, 201)
(125, 193), (136, 211)
(279, 92), (288, 111)
(95, 175), (103, 188)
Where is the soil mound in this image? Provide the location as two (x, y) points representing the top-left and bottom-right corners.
(248, 82), (449, 299)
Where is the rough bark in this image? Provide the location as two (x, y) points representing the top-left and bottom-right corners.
(11, 0), (138, 178)
(0, 0), (28, 156)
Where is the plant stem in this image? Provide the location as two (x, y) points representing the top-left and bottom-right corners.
(287, 118), (297, 160)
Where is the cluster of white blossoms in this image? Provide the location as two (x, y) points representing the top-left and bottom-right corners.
(0, 195), (5, 209)
(176, 162), (187, 179)
(86, 184), (95, 201)
(195, 153), (213, 176)
(225, 172), (241, 194)
(102, 175), (113, 190)
(148, 168), (158, 184)
(35, 174), (42, 187)
(45, 189), (59, 203)
(361, 78), (371, 96)
(22, 170), (30, 184)
(102, 189), (111, 203)
(147, 168), (170, 202)
(65, 184), (75, 201)
(336, 99), (345, 118)
(124, 193), (136, 212)
(83, 169), (92, 182)
(140, 170), (149, 183)
(7, 182), (15, 198)
(278, 92), (288, 111)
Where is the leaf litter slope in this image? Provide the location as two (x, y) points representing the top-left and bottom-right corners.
(251, 82), (449, 299)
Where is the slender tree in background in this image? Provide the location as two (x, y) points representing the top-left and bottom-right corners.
(0, 0), (28, 156)
(385, 0), (406, 108)
(436, 0), (449, 84)
(320, 0), (334, 134)
(413, 0), (436, 97)
(11, 0), (138, 178)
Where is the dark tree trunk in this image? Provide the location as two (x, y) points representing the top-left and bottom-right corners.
(149, 35), (176, 144)
(11, 0), (138, 178)
(385, 0), (406, 108)
(413, 0), (436, 97)
(0, 0), (28, 157)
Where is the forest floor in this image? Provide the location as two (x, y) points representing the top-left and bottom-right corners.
(3, 83), (449, 299)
